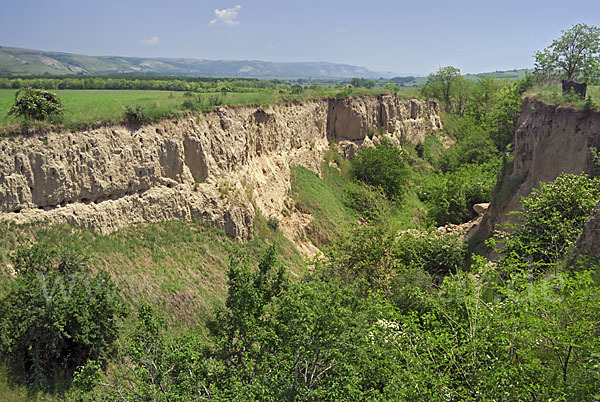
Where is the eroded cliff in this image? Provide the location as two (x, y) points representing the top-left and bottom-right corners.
(0, 95), (441, 245)
(479, 97), (600, 249)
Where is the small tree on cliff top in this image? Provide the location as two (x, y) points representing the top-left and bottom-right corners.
(534, 23), (600, 82)
(8, 87), (64, 121)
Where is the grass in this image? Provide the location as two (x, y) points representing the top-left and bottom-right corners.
(0, 87), (420, 134)
(0, 216), (305, 329)
(525, 84), (600, 109)
(289, 144), (431, 247)
(0, 89), (187, 132)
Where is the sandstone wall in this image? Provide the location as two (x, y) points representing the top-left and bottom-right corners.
(0, 96), (441, 241)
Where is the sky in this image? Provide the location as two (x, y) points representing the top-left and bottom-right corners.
(1, 0), (600, 75)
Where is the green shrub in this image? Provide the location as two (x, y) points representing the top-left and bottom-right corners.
(267, 216), (279, 231)
(0, 244), (125, 388)
(394, 231), (466, 279)
(415, 142), (425, 158)
(8, 87), (64, 121)
(492, 173), (600, 271)
(343, 182), (390, 222)
(351, 140), (410, 201)
(418, 159), (501, 225)
(181, 92), (223, 113)
(437, 130), (497, 172)
(124, 105), (147, 125)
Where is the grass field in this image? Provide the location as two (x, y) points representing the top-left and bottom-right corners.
(0, 87), (420, 134)
(525, 84), (600, 109)
(0, 89), (188, 132)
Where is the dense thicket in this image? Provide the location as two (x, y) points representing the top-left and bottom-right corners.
(417, 74), (534, 226)
(351, 140), (410, 201)
(0, 245), (124, 388)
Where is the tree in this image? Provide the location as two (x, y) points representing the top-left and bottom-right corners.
(0, 244), (124, 388)
(364, 79), (376, 89)
(8, 87), (64, 121)
(351, 139), (410, 201)
(534, 24), (600, 82)
(384, 82), (400, 97)
(350, 78), (363, 88)
(421, 66), (463, 112)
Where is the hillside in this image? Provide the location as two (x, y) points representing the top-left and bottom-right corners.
(0, 46), (382, 79)
(1, 79), (600, 400)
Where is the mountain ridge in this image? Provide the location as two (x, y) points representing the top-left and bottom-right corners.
(0, 46), (390, 79)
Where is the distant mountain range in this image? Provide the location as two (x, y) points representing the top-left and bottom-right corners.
(0, 46), (392, 79)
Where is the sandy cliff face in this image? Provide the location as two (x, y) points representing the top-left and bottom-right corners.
(480, 97), (600, 246)
(576, 202), (600, 256)
(0, 96), (441, 243)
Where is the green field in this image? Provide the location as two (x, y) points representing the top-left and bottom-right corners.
(0, 87), (419, 134)
(525, 84), (600, 108)
(0, 89), (188, 132)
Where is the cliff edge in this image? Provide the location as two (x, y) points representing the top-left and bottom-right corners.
(478, 97), (600, 253)
(0, 95), (441, 246)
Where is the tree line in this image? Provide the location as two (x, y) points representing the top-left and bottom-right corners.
(0, 76), (294, 92)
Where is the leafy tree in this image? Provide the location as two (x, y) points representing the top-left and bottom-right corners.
(418, 160), (501, 225)
(492, 173), (600, 271)
(85, 305), (213, 401)
(8, 87), (64, 121)
(483, 76), (533, 151)
(500, 270), (600, 393)
(208, 245), (287, 388)
(0, 244), (124, 388)
(351, 140), (410, 201)
(384, 82), (400, 96)
(421, 66), (463, 112)
(534, 23), (600, 82)
(350, 77), (363, 88)
(392, 267), (600, 400)
(363, 79), (376, 89)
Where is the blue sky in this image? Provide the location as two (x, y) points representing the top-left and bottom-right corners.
(1, 0), (599, 75)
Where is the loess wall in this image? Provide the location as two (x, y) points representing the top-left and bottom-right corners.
(479, 97), (600, 251)
(0, 95), (441, 242)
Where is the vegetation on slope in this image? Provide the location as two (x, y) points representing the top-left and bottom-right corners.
(2, 32), (600, 397)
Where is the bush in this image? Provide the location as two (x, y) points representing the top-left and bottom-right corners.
(181, 92), (223, 113)
(8, 87), (64, 121)
(124, 105), (147, 125)
(394, 231), (466, 279)
(0, 245), (125, 388)
(267, 216), (279, 231)
(492, 173), (600, 271)
(418, 160), (501, 225)
(351, 140), (410, 201)
(415, 142), (425, 158)
(343, 182), (390, 222)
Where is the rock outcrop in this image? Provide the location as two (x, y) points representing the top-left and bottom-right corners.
(0, 96), (442, 243)
(478, 97), (600, 252)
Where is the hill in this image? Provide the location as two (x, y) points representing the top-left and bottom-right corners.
(0, 46), (383, 79)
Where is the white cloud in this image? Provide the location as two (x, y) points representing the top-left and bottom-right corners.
(209, 5), (241, 26)
(140, 36), (160, 46)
